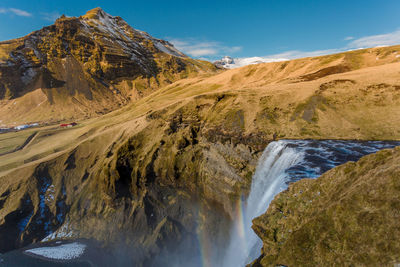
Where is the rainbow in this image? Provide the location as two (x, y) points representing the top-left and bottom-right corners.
(196, 194), (249, 267)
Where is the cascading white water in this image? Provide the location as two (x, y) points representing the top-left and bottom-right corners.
(219, 139), (400, 267)
(221, 140), (304, 267)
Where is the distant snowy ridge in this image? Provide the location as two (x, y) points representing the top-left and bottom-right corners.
(214, 47), (382, 69)
(214, 56), (288, 69)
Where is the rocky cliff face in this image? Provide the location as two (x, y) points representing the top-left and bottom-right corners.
(0, 8), (216, 125)
(251, 146), (400, 266)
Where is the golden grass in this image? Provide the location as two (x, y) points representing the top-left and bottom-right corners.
(0, 40), (22, 61)
(0, 129), (35, 155)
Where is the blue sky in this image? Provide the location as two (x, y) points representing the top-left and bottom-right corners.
(0, 0), (399, 60)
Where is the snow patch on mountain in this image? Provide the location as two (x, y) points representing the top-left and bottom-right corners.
(42, 220), (74, 242)
(154, 41), (184, 57)
(214, 56), (288, 69)
(81, 8), (185, 58)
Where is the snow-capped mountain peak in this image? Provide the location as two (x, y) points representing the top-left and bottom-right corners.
(80, 7), (185, 58)
(214, 56), (288, 69)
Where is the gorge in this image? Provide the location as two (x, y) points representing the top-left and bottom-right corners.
(1, 140), (399, 266)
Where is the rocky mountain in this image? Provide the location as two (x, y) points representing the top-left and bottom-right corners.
(251, 146), (400, 266)
(0, 8), (216, 125)
(0, 40), (399, 265)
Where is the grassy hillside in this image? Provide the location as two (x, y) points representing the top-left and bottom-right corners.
(2, 49), (400, 176)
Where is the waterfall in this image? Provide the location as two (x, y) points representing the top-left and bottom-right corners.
(221, 140), (304, 267)
(220, 139), (400, 267)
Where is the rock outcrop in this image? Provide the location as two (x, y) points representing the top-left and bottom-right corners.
(251, 146), (400, 266)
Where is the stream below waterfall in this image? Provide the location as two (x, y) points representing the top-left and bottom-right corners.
(220, 139), (400, 267)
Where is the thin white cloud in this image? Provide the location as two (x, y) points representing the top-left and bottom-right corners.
(277, 30), (400, 60)
(0, 7), (32, 17)
(265, 48), (342, 60)
(347, 29), (400, 48)
(41, 11), (61, 22)
(168, 38), (242, 58)
(9, 8), (32, 17)
(187, 48), (218, 57)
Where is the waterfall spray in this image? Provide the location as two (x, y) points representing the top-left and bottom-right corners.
(221, 141), (304, 267)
